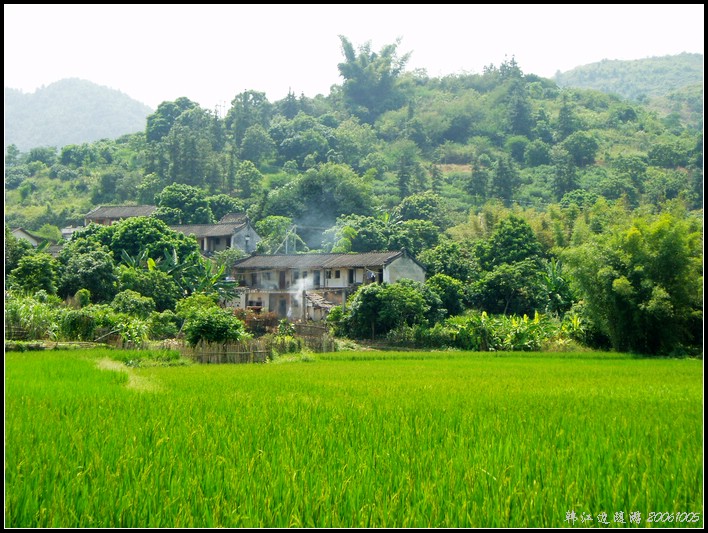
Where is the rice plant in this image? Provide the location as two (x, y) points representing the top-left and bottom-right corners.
(5, 349), (703, 527)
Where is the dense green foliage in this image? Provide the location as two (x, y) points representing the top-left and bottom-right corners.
(5, 349), (703, 527)
(4, 78), (152, 151)
(4, 40), (703, 355)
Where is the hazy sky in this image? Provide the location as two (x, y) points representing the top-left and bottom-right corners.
(4, 4), (704, 111)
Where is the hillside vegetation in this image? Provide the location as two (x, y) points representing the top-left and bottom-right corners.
(4, 38), (703, 356)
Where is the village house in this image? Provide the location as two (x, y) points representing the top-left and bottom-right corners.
(11, 227), (63, 257)
(84, 205), (158, 225)
(171, 214), (260, 256)
(11, 227), (47, 247)
(82, 205), (260, 255)
(230, 249), (426, 322)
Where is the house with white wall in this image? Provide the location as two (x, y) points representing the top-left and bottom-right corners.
(82, 206), (259, 255)
(230, 249), (426, 321)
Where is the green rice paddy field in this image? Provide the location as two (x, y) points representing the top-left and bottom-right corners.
(5, 349), (703, 528)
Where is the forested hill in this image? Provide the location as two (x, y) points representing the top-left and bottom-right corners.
(5, 39), (703, 356)
(4, 78), (153, 151)
(5, 39), (703, 249)
(554, 53), (703, 101)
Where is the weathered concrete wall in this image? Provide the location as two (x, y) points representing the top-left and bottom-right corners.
(384, 256), (426, 284)
(231, 225), (261, 254)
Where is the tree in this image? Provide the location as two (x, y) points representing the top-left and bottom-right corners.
(146, 97), (198, 143)
(111, 289), (156, 319)
(647, 141), (690, 168)
(5, 144), (22, 167)
(332, 117), (379, 172)
(226, 90), (273, 146)
(418, 241), (478, 283)
(107, 217), (200, 262)
(562, 131), (599, 167)
(158, 107), (224, 189)
(271, 112), (332, 168)
(539, 258), (574, 315)
(235, 160), (264, 200)
(338, 36), (411, 123)
(207, 194), (244, 222)
(154, 183), (214, 224)
(489, 156), (519, 206)
(58, 247), (118, 303)
(118, 266), (183, 312)
(563, 211), (702, 354)
(390, 139), (425, 198)
(387, 219), (440, 256)
(474, 215), (543, 270)
(240, 124), (275, 165)
(550, 145), (578, 200)
(395, 191), (450, 230)
(8, 253), (60, 295)
(506, 79), (532, 136)
(505, 135), (530, 163)
(470, 259), (545, 315)
(254, 216), (304, 254)
(344, 281), (428, 339)
(26, 146), (57, 166)
(524, 140), (551, 167)
(321, 215), (387, 253)
(556, 93), (581, 139)
(426, 273), (466, 317)
(137, 173), (167, 204)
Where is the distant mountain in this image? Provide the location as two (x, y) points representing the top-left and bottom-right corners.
(554, 53), (703, 102)
(5, 78), (153, 151)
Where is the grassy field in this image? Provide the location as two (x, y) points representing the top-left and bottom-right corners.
(5, 349), (703, 527)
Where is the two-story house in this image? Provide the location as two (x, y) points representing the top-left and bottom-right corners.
(231, 249), (426, 321)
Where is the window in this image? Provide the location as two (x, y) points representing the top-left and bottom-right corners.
(335, 270), (341, 279)
(250, 273), (257, 286)
(302, 271), (308, 278)
(213, 237), (220, 245)
(264, 272), (271, 280)
(294, 271), (300, 280)
(326, 271), (332, 279)
(348, 269), (354, 284)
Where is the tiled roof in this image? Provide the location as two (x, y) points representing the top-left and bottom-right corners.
(171, 222), (247, 238)
(306, 292), (336, 310)
(11, 227), (44, 242)
(233, 251), (406, 270)
(218, 213), (249, 224)
(323, 251), (405, 268)
(85, 205), (157, 219)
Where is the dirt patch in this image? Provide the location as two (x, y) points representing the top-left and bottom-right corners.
(96, 358), (162, 392)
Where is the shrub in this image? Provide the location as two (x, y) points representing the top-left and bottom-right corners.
(183, 307), (249, 347)
(60, 309), (97, 341)
(111, 290), (156, 318)
(147, 310), (180, 340)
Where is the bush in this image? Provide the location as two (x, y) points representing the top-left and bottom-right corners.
(147, 310), (180, 340)
(183, 307), (249, 347)
(175, 293), (219, 322)
(60, 308), (97, 341)
(232, 308), (279, 336)
(111, 290), (156, 318)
